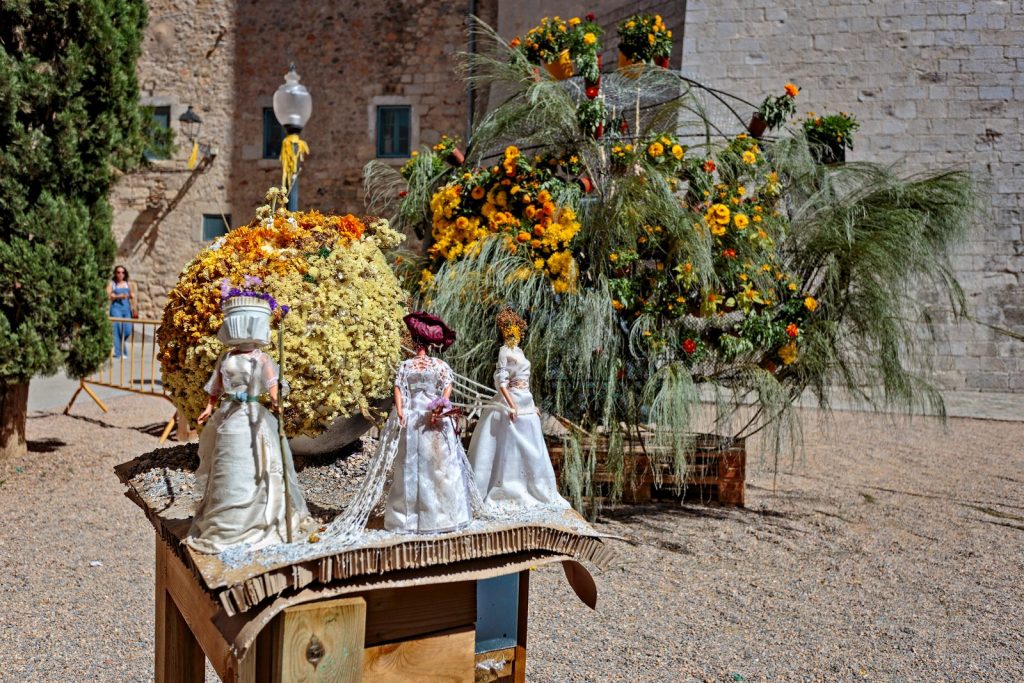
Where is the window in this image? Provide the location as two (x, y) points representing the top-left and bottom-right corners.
(263, 108), (285, 159)
(144, 105), (172, 160)
(202, 214), (231, 241)
(376, 105), (411, 158)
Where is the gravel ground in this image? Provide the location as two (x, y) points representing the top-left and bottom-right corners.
(1, 395), (1022, 682)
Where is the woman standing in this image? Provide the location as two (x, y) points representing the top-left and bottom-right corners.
(105, 265), (136, 358)
(468, 308), (569, 512)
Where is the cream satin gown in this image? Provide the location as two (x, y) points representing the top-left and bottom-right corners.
(468, 345), (570, 512)
(185, 349), (311, 554)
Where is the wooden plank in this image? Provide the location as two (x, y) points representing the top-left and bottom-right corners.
(363, 627), (474, 683)
(155, 534), (206, 683)
(474, 647), (515, 683)
(275, 596), (366, 683)
(360, 581), (475, 646)
(159, 535), (236, 681)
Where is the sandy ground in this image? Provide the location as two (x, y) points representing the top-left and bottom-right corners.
(1, 394), (1022, 682)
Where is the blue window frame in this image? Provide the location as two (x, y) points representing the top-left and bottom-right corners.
(376, 105), (411, 158)
(202, 214), (231, 241)
(144, 105), (171, 160)
(263, 107), (285, 159)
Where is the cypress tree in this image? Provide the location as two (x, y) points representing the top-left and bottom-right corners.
(0, 0), (149, 458)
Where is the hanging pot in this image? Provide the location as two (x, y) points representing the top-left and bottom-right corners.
(577, 176), (594, 194)
(446, 148), (465, 167)
(808, 133), (846, 165)
(545, 49), (575, 80)
(618, 51), (643, 80)
(585, 75), (601, 99)
(618, 117), (629, 134)
(592, 122), (604, 140)
(747, 112), (768, 139)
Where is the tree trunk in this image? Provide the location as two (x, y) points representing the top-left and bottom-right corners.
(0, 382), (29, 460)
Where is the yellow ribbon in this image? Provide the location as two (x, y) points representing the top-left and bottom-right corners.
(187, 140), (199, 170)
(280, 133), (310, 193)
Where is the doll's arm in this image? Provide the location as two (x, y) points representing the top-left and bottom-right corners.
(494, 348), (518, 420)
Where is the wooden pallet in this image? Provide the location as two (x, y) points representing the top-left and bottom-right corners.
(547, 432), (746, 507)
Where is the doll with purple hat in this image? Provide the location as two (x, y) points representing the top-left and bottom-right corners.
(383, 311), (476, 533)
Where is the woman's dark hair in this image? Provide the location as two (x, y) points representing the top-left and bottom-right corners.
(112, 265), (129, 281)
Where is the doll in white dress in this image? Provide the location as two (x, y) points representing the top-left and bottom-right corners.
(185, 294), (312, 554)
(468, 308), (570, 512)
(326, 311), (480, 541)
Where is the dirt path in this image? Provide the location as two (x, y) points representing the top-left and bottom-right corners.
(1, 396), (1021, 681)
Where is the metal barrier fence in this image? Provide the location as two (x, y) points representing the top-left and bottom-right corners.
(64, 316), (185, 443)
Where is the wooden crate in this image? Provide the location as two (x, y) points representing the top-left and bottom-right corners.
(547, 432), (746, 507)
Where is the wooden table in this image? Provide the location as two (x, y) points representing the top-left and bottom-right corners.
(118, 448), (613, 682)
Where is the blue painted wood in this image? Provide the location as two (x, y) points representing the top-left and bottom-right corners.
(475, 574), (519, 653)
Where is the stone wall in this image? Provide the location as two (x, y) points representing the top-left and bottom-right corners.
(109, 0), (237, 318)
(679, 0), (1024, 392)
(110, 0), (496, 317)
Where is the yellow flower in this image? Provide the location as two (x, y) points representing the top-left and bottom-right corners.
(583, 32), (597, 45)
(671, 144), (684, 160)
(788, 282), (798, 291)
(626, 20), (635, 29)
(734, 213), (750, 230)
(612, 299), (624, 311)
(569, 17), (581, 26)
(779, 342), (798, 365)
(742, 150), (757, 165)
(648, 142), (664, 157)
(648, 33), (656, 45)
(707, 203), (731, 225)
(804, 296), (818, 312)
(609, 253), (619, 262)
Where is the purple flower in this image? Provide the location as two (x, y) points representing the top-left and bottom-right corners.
(243, 274), (263, 287)
(220, 278), (231, 299)
(280, 304), (291, 315)
(427, 396), (452, 413)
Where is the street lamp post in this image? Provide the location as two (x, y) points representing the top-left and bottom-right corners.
(273, 64), (313, 211)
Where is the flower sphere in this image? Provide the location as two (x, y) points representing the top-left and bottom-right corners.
(158, 204), (407, 436)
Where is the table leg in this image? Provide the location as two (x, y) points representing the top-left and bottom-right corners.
(155, 534), (206, 683)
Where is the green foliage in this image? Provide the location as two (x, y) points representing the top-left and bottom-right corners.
(802, 111), (860, 149)
(0, 0), (150, 384)
(367, 19), (979, 509)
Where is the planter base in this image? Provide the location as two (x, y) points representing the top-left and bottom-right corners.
(547, 433), (746, 507)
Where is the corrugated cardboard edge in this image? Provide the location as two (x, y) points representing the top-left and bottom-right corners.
(116, 458), (617, 617)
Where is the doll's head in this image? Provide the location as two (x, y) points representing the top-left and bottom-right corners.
(218, 296), (272, 348)
(496, 307), (527, 348)
(404, 311), (456, 353)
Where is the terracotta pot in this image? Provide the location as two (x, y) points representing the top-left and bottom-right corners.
(544, 49), (575, 80)
(747, 112), (768, 139)
(446, 148), (465, 166)
(618, 50), (643, 79)
(654, 55), (670, 69)
(577, 176), (594, 194)
(593, 121), (604, 140)
(618, 117), (629, 134)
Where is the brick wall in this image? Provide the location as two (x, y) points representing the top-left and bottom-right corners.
(110, 0), (495, 317)
(679, 0), (1024, 392)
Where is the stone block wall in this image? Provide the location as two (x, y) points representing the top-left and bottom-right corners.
(677, 0), (1023, 392)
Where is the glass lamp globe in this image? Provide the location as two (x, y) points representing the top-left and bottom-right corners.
(273, 64), (312, 134)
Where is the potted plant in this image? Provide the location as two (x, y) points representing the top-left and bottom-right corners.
(803, 111), (859, 164)
(617, 13), (672, 77)
(513, 15), (602, 84)
(577, 97), (606, 139)
(432, 134), (464, 167)
(749, 83), (799, 138)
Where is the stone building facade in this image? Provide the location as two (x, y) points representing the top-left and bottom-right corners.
(111, 0), (496, 318)
(110, 0), (1022, 392)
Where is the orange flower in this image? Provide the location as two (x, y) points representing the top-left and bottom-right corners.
(786, 323), (799, 338)
(510, 36), (521, 48)
(516, 231), (530, 243)
(784, 83), (799, 97)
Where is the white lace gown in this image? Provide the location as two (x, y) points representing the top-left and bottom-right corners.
(185, 350), (311, 554)
(384, 356), (474, 533)
(468, 345), (570, 512)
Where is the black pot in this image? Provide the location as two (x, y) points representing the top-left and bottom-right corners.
(808, 133), (846, 165)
